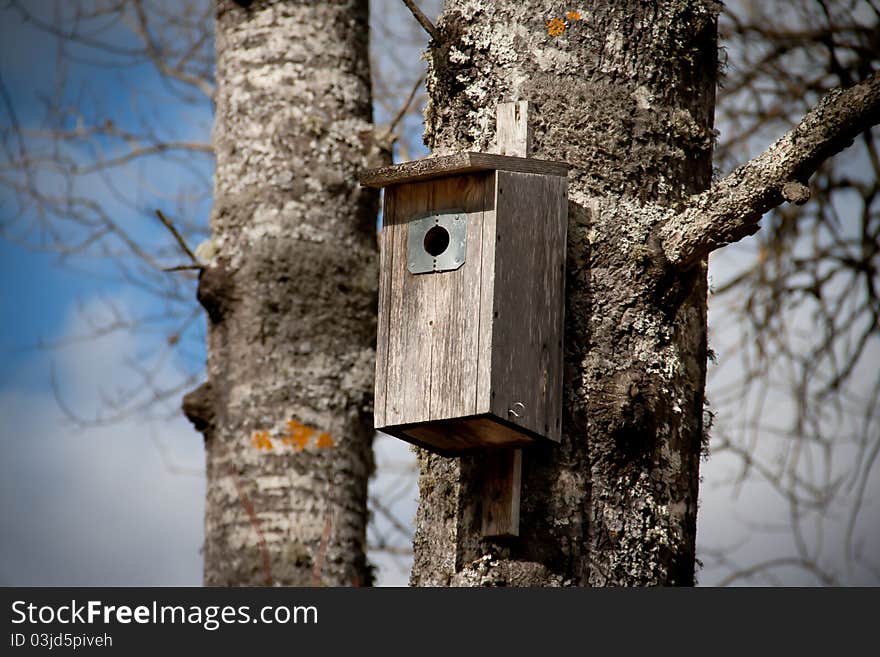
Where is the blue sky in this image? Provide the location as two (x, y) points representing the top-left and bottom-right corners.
(0, 1), (210, 585)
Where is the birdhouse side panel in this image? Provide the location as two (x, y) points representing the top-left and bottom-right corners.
(489, 171), (568, 442)
(376, 173), (496, 429)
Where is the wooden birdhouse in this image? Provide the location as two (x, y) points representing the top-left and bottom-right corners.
(359, 104), (569, 457)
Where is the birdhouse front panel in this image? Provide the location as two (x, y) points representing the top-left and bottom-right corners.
(376, 173), (494, 441)
(364, 153), (568, 455)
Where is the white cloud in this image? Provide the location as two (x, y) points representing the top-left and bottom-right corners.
(0, 296), (205, 586)
(0, 293), (419, 586)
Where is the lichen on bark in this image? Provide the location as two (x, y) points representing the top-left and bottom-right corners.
(198, 0), (378, 587)
(412, 0), (720, 586)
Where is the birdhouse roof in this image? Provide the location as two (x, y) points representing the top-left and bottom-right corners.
(358, 152), (570, 189)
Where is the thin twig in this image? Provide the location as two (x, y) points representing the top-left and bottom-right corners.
(715, 556), (838, 587)
(400, 0), (440, 42)
(163, 264), (204, 272)
(154, 209), (201, 267)
(381, 74), (424, 142)
(372, 74), (424, 156)
(130, 0), (215, 98)
(370, 497), (414, 539)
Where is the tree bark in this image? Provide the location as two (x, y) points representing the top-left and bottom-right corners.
(190, 0), (378, 586)
(412, 0), (719, 586)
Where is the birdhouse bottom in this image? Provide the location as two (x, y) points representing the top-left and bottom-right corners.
(383, 415), (548, 455)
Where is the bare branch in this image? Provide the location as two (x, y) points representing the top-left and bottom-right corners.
(400, 0), (440, 42)
(662, 71), (880, 269)
(154, 209), (201, 267)
(715, 556), (838, 587)
(129, 0), (215, 98)
(72, 142), (213, 175)
(379, 74), (424, 141)
(370, 496), (414, 540)
(163, 264), (205, 272)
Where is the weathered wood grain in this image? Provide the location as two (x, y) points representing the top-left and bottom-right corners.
(481, 448), (522, 537)
(428, 175), (487, 421)
(383, 182), (432, 426)
(489, 171), (567, 442)
(492, 101), (532, 158)
(373, 187), (396, 428)
(394, 416), (534, 454)
(474, 175), (497, 414)
(377, 173), (493, 427)
(373, 107), (568, 460)
(480, 101), (532, 539)
(358, 151), (568, 188)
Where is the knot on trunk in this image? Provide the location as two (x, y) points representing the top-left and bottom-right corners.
(182, 381), (215, 435)
(604, 368), (662, 456)
(197, 264), (236, 324)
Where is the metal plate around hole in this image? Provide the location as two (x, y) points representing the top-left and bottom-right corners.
(407, 209), (467, 274)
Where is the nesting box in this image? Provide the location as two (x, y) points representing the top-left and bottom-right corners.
(360, 152), (569, 455)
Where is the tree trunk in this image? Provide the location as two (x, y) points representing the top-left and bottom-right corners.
(412, 0), (717, 586)
(189, 0), (378, 586)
